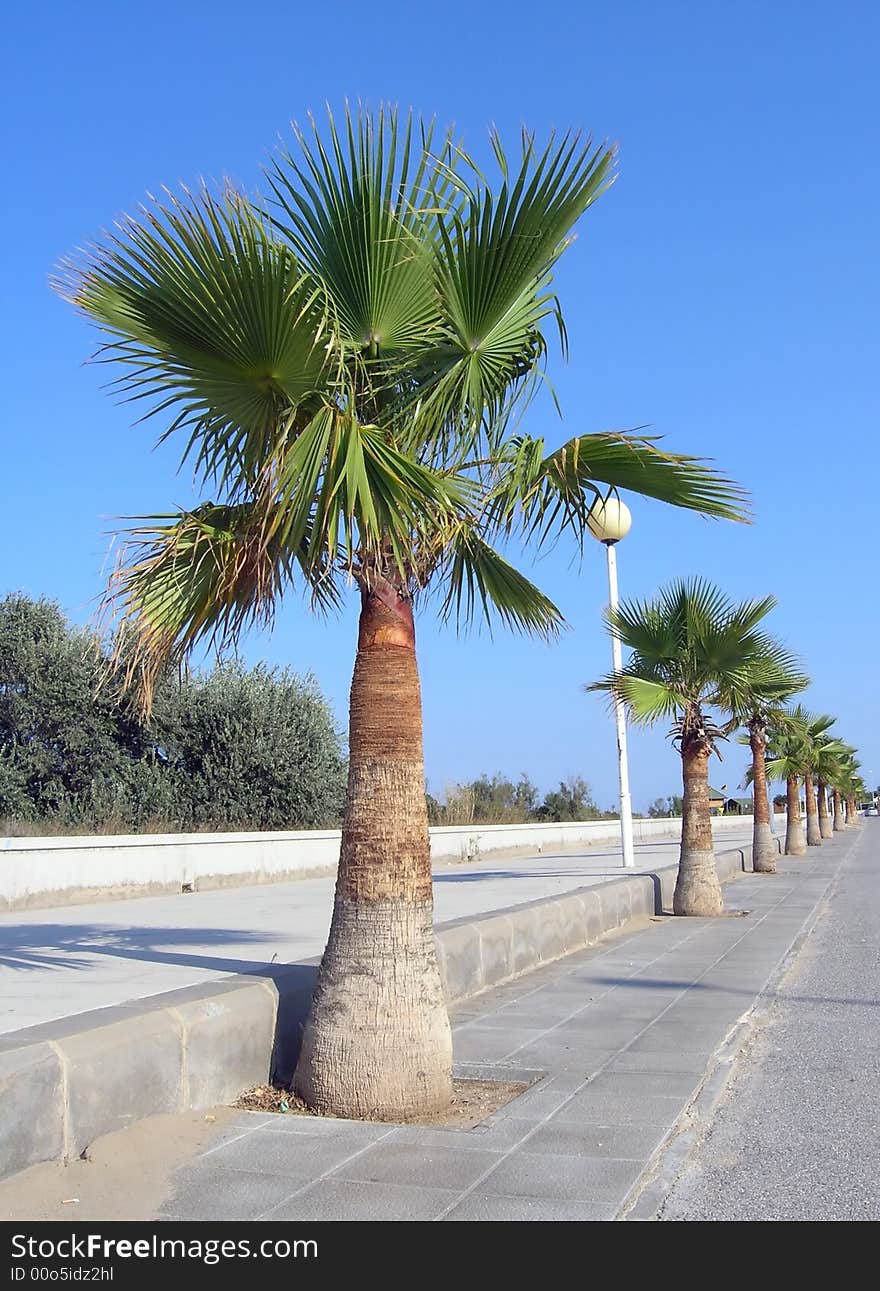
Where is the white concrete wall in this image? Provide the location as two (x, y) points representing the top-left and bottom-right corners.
(0, 814), (778, 912)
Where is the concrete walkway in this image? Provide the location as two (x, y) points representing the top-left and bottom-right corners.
(4, 829), (848, 1222)
(0, 823), (757, 1034)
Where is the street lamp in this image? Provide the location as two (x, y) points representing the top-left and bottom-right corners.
(588, 496), (635, 869)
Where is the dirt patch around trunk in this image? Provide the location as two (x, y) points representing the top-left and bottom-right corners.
(234, 1077), (529, 1128)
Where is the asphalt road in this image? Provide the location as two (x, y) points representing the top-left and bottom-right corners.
(661, 822), (879, 1221)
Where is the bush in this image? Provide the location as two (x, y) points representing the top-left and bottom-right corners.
(0, 593), (346, 835)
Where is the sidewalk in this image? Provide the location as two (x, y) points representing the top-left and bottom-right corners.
(2, 831), (852, 1221)
(0, 823), (757, 1034)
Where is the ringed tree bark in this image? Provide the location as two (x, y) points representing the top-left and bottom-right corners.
(832, 788), (845, 832)
(674, 725), (723, 915)
(784, 775), (806, 855)
(804, 769), (822, 847)
(817, 779), (834, 839)
(845, 795), (859, 826)
(294, 575), (454, 1120)
(749, 717), (776, 873)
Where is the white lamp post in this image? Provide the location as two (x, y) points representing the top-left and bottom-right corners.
(588, 496), (635, 869)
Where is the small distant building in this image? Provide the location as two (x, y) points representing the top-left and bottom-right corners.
(723, 795), (753, 816)
(708, 788), (752, 816)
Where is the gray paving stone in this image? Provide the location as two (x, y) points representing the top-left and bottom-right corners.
(517, 1119), (668, 1161)
(581, 1070), (700, 1100)
(266, 1179), (459, 1221)
(452, 1026), (546, 1063)
(334, 1141), (503, 1191)
(624, 1022), (725, 1053)
(479, 1150), (645, 1202)
(384, 1123), (505, 1151)
(551, 1090), (687, 1126)
(442, 1193), (614, 1221)
(229, 1112), (389, 1139)
(605, 1049), (714, 1075)
(205, 1124), (386, 1177)
(158, 1167), (303, 1220)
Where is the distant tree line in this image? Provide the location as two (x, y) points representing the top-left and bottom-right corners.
(646, 794), (684, 818)
(426, 772), (617, 826)
(0, 594), (347, 835)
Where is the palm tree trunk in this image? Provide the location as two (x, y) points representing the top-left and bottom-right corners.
(785, 775), (806, 855)
(817, 779), (833, 839)
(749, 721), (776, 873)
(674, 737), (723, 915)
(294, 577), (453, 1120)
(832, 789), (845, 832)
(846, 795), (859, 827)
(804, 770), (822, 846)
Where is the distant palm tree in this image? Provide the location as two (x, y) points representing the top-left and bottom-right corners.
(735, 664), (808, 874)
(814, 742), (846, 840)
(796, 710), (837, 847)
(739, 695), (809, 874)
(764, 713), (808, 856)
(57, 107), (747, 1119)
(588, 580), (784, 915)
(830, 745), (858, 832)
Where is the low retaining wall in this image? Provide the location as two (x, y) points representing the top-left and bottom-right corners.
(0, 815), (768, 912)
(0, 839), (769, 1180)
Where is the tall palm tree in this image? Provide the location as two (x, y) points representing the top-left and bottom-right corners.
(830, 744), (858, 832)
(57, 107), (746, 1120)
(588, 580), (783, 916)
(764, 712), (809, 856)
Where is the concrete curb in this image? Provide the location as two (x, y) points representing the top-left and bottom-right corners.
(0, 842), (758, 1181)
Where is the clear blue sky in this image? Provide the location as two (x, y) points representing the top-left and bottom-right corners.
(2, 0), (878, 809)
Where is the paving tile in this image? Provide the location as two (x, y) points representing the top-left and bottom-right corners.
(266, 1179), (458, 1222)
(158, 1167), (302, 1220)
(604, 1049), (714, 1075)
(478, 1150), (645, 1202)
(229, 1113), (389, 1139)
(516, 1119), (668, 1161)
(383, 1124), (506, 1152)
(334, 1141), (503, 1191)
(550, 1090), (687, 1127)
(441, 1193), (614, 1221)
(578, 1070), (700, 1100)
(204, 1125), (383, 1177)
(452, 1027), (546, 1062)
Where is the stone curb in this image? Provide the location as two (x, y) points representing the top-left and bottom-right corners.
(0, 842), (760, 1181)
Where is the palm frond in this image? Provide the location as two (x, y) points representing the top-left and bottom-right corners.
(267, 105), (446, 357)
(56, 187), (335, 492)
(587, 673), (688, 725)
(101, 502), (332, 712)
(434, 525), (564, 639)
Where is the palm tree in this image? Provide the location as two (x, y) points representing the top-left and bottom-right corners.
(735, 663), (808, 874)
(814, 741), (846, 840)
(764, 713), (809, 856)
(588, 580), (783, 916)
(838, 755), (865, 827)
(796, 710), (837, 847)
(830, 746), (857, 832)
(57, 107), (746, 1120)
